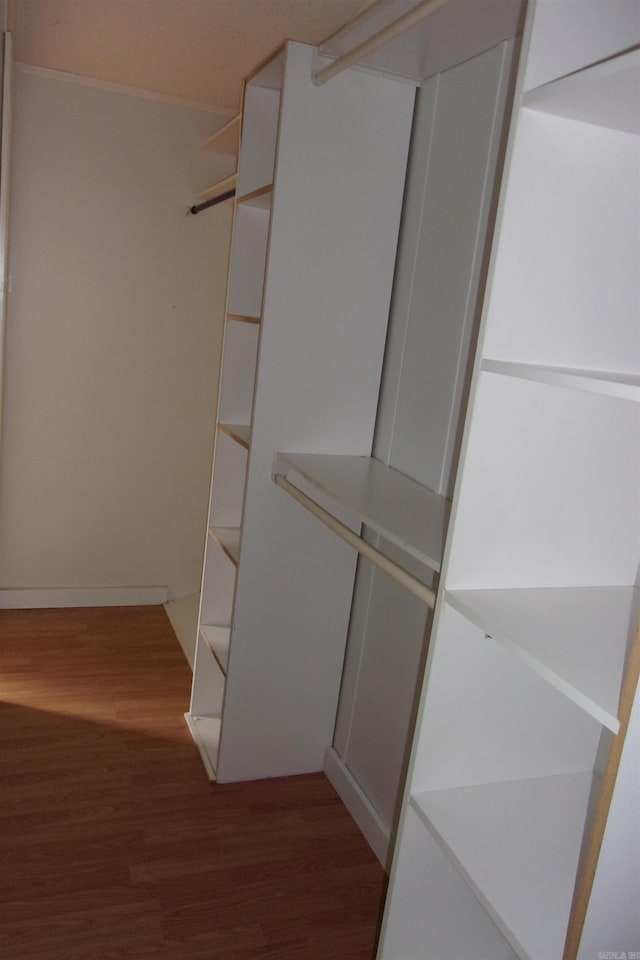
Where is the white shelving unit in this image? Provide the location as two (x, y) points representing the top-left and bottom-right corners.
(187, 40), (416, 782)
(173, 111), (241, 670)
(187, 2), (639, 952)
(378, 2), (640, 957)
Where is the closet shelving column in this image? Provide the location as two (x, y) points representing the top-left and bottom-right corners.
(378, 3), (640, 958)
(199, 41), (415, 786)
(186, 55), (282, 779)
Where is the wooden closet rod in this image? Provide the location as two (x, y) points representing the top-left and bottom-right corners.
(313, 0), (452, 86)
(274, 473), (436, 608)
(190, 188), (236, 216)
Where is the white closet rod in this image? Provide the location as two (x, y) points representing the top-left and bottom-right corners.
(274, 473), (436, 608)
(313, 0), (452, 86)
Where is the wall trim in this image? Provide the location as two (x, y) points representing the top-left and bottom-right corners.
(13, 61), (235, 117)
(0, 586), (169, 609)
(324, 746), (390, 869)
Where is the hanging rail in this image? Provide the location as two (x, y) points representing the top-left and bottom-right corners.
(190, 188), (236, 215)
(313, 0), (452, 86)
(274, 473), (436, 608)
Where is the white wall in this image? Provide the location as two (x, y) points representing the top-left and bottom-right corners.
(0, 70), (233, 603)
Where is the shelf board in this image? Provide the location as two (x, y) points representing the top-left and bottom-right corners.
(411, 771), (596, 960)
(227, 313), (261, 325)
(195, 172), (238, 205)
(208, 526), (241, 566)
(200, 624), (230, 675)
(275, 453), (450, 572)
(201, 113), (241, 155)
(445, 586), (639, 732)
(184, 713), (220, 780)
(318, 0), (521, 86)
(237, 184), (273, 209)
(523, 48), (640, 135)
(482, 358), (640, 402)
(218, 422), (251, 449)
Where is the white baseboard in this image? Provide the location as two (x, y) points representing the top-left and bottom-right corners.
(324, 746), (390, 868)
(0, 586), (169, 609)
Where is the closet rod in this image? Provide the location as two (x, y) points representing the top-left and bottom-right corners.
(190, 188), (236, 215)
(274, 473), (436, 608)
(313, 0), (452, 86)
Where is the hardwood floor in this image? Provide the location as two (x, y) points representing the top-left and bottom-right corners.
(0, 606), (386, 960)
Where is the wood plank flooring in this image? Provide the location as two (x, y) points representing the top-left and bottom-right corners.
(0, 606), (386, 959)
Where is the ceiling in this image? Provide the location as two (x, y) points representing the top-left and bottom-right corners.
(10, 0), (373, 115)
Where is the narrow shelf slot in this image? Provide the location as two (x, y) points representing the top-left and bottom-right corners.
(200, 625), (230, 675)
(237, 184), (273, 208)
(201, 113), (241, 155)
(218, 422), (251, 449)
(236, 81), (280, 198)
(445, 586), (639, 733)
(274, 452), (450, 572)
(184, 713), (221, 780)
(209, 526), (241, 566)
(523, 48), (640, 134)
(218, 319), (260, 425)
(481, 359), (640, 402)
(411, 771), (597, 960)
(226, 204), (270, 319)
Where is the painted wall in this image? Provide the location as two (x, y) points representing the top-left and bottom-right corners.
(0, 70), (233, 602)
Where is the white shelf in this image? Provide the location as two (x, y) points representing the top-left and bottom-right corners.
(481, 359), (640, 403)
(523, 48), (640, 135)
(184, 713), (221, 780)
(195, 172), (237, 205)
(200, 625), (230, 675)
(318, 0), (522, 86)
(227, 313), (261, 325)
(218, 422), (251, 449)
(237, 184), (273, 209)
(209, 526), (241, 566)
(411, 771), (597, 960)
(446, 586), (638, 733)
(201, 113), (241, 156)
(275, 452), (450, 572)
